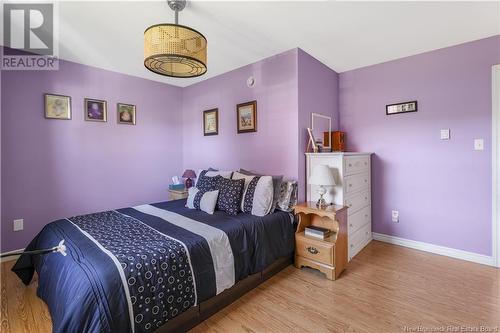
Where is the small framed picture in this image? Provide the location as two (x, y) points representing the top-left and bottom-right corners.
(237, 100), (257, 133)
(117, 103), (136, 125)
(85, 98), (107, 122)
(44, 94), (71, 120)
(203, 108), (218, 136)
(386, 101), (418, 115)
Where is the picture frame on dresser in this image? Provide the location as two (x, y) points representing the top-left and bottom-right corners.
(305, 152), (372, 261)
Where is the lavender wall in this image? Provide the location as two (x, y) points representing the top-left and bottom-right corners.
(339, 36), (500, 256)
(297, 49), (339, 200)
(181, 48), (339, 202)
(181, 49), (299, 182)
(1, 59), (183, 252)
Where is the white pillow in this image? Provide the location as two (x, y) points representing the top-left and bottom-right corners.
(232, 171), (273, 216)
(195, 169), (233, 187)
(186, 187), (219, 215)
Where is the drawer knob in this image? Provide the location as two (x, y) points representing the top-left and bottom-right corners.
(364, 162), (367, 165)
(365, 197), (368, 200)
(349, 184), (352, 187)
(349, 163), (352, 167)
(307, 246), (319, 255)
(350, 244), (354, 248)
(365, 214), (368, 218)
(364, 179), (368, 183)
(348, 204), (352, 207)
(349, 223), (353, 227)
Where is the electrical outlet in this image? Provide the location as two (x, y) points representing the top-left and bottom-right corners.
(391, 210), (399, 223)
(440, 129), (450, 140)
(13, 219), (23, 231)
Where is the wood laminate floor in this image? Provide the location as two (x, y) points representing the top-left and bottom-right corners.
(1, 241), (499, 333)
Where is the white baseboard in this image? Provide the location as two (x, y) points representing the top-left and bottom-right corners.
(372, 233), (496, 267)
(0, 248), (25, 263)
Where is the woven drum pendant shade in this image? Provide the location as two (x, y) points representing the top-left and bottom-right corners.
(144, 23), (207, 78)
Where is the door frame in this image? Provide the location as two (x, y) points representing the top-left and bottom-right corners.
(493, 65), (500, 267)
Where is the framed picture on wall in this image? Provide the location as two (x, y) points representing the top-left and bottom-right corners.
(117, 103), (136, 125)
(203, 108), (218, 136)
(237, 100), (257, 133)
(386, 101), (418, 115)
(44, 94), (71, 120)
(85, 98), (107, 122)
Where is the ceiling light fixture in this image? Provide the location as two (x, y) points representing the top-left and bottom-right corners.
(144, 0), (207, 78)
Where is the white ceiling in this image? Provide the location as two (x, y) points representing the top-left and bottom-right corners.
(54, 1), (500, 87)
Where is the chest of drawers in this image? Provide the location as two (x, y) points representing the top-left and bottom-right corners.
(306, 152), (372, 260)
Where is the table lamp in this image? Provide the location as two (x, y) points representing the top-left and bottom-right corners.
(309, 164), (336, 208)
(182, 169), (196, 189)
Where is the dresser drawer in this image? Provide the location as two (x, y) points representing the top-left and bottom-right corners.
(344, 172), (370, 195)
(344, 155), (370, 176)
(345, 189), (370, 215)
(348, 205), (371, 234)
(295, 234), (333, 266)
(348, 222), (371, 260)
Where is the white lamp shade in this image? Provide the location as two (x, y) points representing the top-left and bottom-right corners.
(309, 165), (336, 186)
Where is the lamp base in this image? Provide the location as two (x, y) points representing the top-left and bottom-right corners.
(185, 178), (193, 189)
(316, 185), (328, 209)
(316, 197), (327, 209)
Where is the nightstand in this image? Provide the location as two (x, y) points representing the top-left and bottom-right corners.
(168, 188), (188, 201)
(293, 202), (348, 280)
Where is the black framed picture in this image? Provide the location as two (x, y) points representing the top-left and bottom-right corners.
(386, 101), (418, 115)
(203, 108), (218, 136)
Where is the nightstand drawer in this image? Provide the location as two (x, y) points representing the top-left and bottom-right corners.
(295, 234), (333, 266)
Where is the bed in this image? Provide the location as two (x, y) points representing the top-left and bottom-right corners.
(12, 199), (295, 333)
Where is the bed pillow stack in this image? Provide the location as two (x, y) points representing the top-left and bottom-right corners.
(232, 171), (274, 216)
(191, 170), (244, 216)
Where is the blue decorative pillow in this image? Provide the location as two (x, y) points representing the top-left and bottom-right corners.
(212, 175), (244, 216)
(196, 170), (220, 192)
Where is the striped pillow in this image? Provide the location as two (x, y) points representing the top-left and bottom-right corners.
(232, 172), (274, 216)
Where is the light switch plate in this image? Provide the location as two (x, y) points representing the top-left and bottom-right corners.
(391, 210), (399, 223)
(474, 138), (484, 151)
(13, 219), (23, 231)
(440, 129), (450, 140)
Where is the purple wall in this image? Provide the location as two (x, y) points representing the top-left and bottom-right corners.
(339, 36), (500, 256)
(297, 49), (339, 200)
(181, 49), (299, 182)
(181, 48), (339, 202)
(1, 59), (183, 252)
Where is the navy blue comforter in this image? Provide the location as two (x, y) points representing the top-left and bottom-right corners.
(12, 200), (294, 333)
